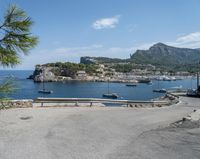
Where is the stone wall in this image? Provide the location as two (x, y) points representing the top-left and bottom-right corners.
(0, 100), (33, 109)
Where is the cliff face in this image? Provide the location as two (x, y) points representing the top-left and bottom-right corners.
(29, 66), (56, 82)
(131, 43), (200, 66)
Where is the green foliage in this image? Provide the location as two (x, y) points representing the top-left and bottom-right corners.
(0, 5), (38, 107)
(43, 62), (98, 76)
(112, 64), (138, 73)
(0, 78), (15, 109)
(0, 78), (14, 94)
(0, 4), (38, 67)
(85, 64), (97, 75)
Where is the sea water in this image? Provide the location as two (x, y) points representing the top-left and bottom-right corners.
(0, 70), (197, 100)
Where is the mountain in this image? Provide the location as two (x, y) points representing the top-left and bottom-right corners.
(130, 43), (200, 66)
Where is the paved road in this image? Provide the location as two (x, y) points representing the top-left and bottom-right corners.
(0, 97), (200, 159)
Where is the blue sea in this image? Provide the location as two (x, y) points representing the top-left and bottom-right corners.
(0, 70), (197, 100)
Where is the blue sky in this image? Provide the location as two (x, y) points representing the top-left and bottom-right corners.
(0, 0), (200, 70)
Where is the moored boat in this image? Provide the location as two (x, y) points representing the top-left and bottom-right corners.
(153, 89), (167, 93)
(137, 78), (151, 84)
(38, 68), (53, 94)
(126, 84), (137, 87)
(38, 89), (53, 94)
(102, 93), (118, 99)
(103, 80), (119, 99)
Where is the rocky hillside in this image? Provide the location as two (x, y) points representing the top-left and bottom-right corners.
(131, 43), (200, 66)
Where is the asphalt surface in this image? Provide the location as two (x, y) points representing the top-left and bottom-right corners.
(0, 97), (200, 159)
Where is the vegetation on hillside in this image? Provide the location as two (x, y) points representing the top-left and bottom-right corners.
(41, 62), (98, 76)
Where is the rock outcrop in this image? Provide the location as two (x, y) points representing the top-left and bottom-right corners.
(28, 66), (56, 82)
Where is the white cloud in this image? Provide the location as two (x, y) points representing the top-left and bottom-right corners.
(92, 15), (121, 30)
(176, 32), (200, 43)
(167, 32), (200, 48)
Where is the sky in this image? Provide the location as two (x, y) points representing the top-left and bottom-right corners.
(0, 0), (200, 70)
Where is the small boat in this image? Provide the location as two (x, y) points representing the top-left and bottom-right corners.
(38, 69), (53, 94)
(126, 84), (137, 87)
(137, 78), (151, 84)
(102, 93), (118, 99)
(38, 89), (53, 94)
(171, 85), (183, 89)
(103, 80), (118, 99)
(153, 89), (167, 93)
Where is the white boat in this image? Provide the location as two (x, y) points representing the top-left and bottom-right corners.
(171, 85), (183, 89)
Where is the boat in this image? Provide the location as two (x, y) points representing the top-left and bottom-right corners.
(38, 89), (53, 94)
(137, 78), (151, 84)
(156, 76), (176, 81)
(102, 80), (118, 99)
(38, 69), (53, 94)
(163, 76), (171, 81)
(171, 85), (183, 89)
(102, 93), (118, 99)
(126, 84), (137, 87)
(153, 89), (167, 93)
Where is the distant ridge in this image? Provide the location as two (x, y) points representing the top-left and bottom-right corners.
(130, 43), (200, 66)
(80, 56), (126, 64)
(80, 43), (200, 72)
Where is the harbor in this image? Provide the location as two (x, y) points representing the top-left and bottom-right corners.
(0, 70), (197, 100)
(0, 1), (200, 159)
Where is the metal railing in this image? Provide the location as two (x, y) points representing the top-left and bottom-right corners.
(34, 97), (169, 107)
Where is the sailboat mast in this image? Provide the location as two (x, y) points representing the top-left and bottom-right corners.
(108, 79), (110, 94)
(197, 72), (199, 89)
(42, 68), (45, 90)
